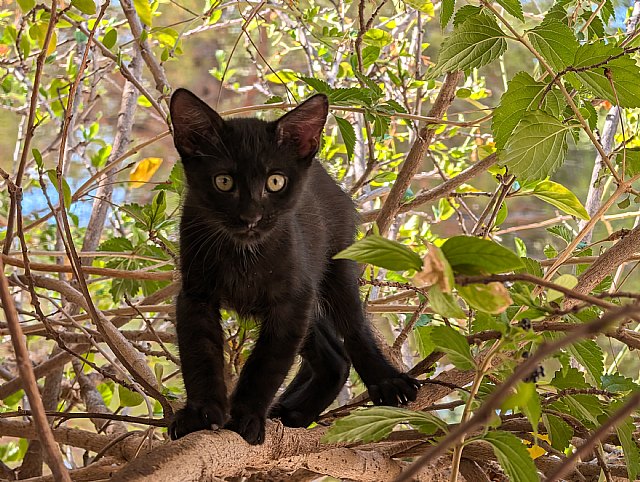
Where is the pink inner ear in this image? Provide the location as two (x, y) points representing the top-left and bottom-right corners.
(276, 95), (328, 158)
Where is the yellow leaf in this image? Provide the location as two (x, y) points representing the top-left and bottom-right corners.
(130, 157), (162, 188)
(524, 433), (550, 459)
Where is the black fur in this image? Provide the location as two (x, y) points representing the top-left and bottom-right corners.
(168, 89), (420, 444)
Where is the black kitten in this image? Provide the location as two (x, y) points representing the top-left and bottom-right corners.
(168, 89), (420, 445)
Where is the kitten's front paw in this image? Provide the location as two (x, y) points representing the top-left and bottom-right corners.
(268, 403), (309, 428)
(169, 400), (227, 440)
(225, 410), (266, 445)
(368, 373), (422, 406)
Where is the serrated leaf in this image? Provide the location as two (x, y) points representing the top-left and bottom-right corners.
(334, 235), (422, 271)
(430, 325), (475, 370)
(428, 285), (466, 319)
(471, 312), (505, 334)
(458, 282), (512, 314)
(71, 0), (96, 14)
(517, 258), (543, 278)
(300, 76), (332, 94)
(334, 116), (356, 162)
(616, 417), (640, 481)
(496, 0), (523, 21)
(564, 394), (603, 427)
(440, 0), (455, 28)
(430, 13), (507, 78)
(543, 413), (573, 451)
(530, 180), (589, 220)
(493, 72), (565, 150)
(483, 431), (539, 482)
(551, 367), (590, 390)
(567, 340), (603, 386)
(619, 149), (640, 177)
(527, 20), (578, 71)
(414, 325), (436, 358)
(441, 236), (523, 274)
(98, 237), (134, 253)
(130, 157), (163, 188)
(118, 385), (144, 407)
(501, 110), (572, 182)
(546, 225), (573, 244)
(361, 46), (381, 69)
(581, 12), (604, 41)
(601, 374), (639, 393)
(573, 43), (640, 109)
(133, 0), (152, 27)
(323, 406), (446, 443)
(453, 5), (482, 26)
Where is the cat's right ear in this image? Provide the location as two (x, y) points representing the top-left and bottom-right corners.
(170, 88), (224, 158)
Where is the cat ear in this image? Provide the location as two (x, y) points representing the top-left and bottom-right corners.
(170, 88), (224, 158)
(276, 94), (329, 159)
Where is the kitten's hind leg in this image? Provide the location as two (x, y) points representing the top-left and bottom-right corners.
(323, 259), (421, 406)
(269, 322), (350, 427)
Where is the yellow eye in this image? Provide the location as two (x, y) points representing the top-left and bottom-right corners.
(214, 174), (234, 192)
(266, 174), (287, 193)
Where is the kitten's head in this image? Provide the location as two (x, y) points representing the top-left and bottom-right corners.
(169, 89), (328, 245)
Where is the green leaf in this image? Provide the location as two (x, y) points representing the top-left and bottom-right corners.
(134, 0), (153, 27)
(567, 340), (603, 387)
(98, 237), (134, 253)
(601, 374), (639, 393)
(71, 0), (96, 15)
(333, 235), (422, 271)
(492, 72), (565, 150)
(102, 28), (117, 49)
(526, 20), (578, 71)
(483, 431), (539, 482)
(323, 406), (446, 443)
(361, 46), (381, 70)
(471, 312), (505, 334)
(543, 413), (573, 451)
(46, 170), (72, 209)
(441, 236), (523, 274)
(428, 285), (466, 319)
(453, 5), (482, 26)
(32, 148), (43, 170)
(430, 325), (475, 370)
(334, 116), (356, 162)
(517, 257), (543, 278)
(501, 110), (572, 182)
(551, 367), (589, 390)
(573, 43), (640, 109)
(17, 0), (35, 12)
(502, 382), (541, 433)
(440, 0), (455, 28)
(546, 225), (573, 244)
(414, 326), (436, 358)
(495, 0), (523, 21)
(547, 273), (577, 302)
(300, 76), (332, 94)
(118, 385), (144, 407)
(430, 13), (507, 78)
(530, 180), (589, 220)
(618, 149), (640, 179)
(458, 283), (512, 314)
(616, 417), (640, 481)
(362, 28), (392, 47)
(563, 394), (603, 427)
(265, 69), (298, 84)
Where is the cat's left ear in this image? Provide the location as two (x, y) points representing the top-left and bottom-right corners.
(276, 94), (329, 159)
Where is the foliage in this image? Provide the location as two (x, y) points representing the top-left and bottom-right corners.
(1, 0), (640, 479)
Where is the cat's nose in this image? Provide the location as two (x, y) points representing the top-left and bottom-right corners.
(240, 213), (262, 229)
